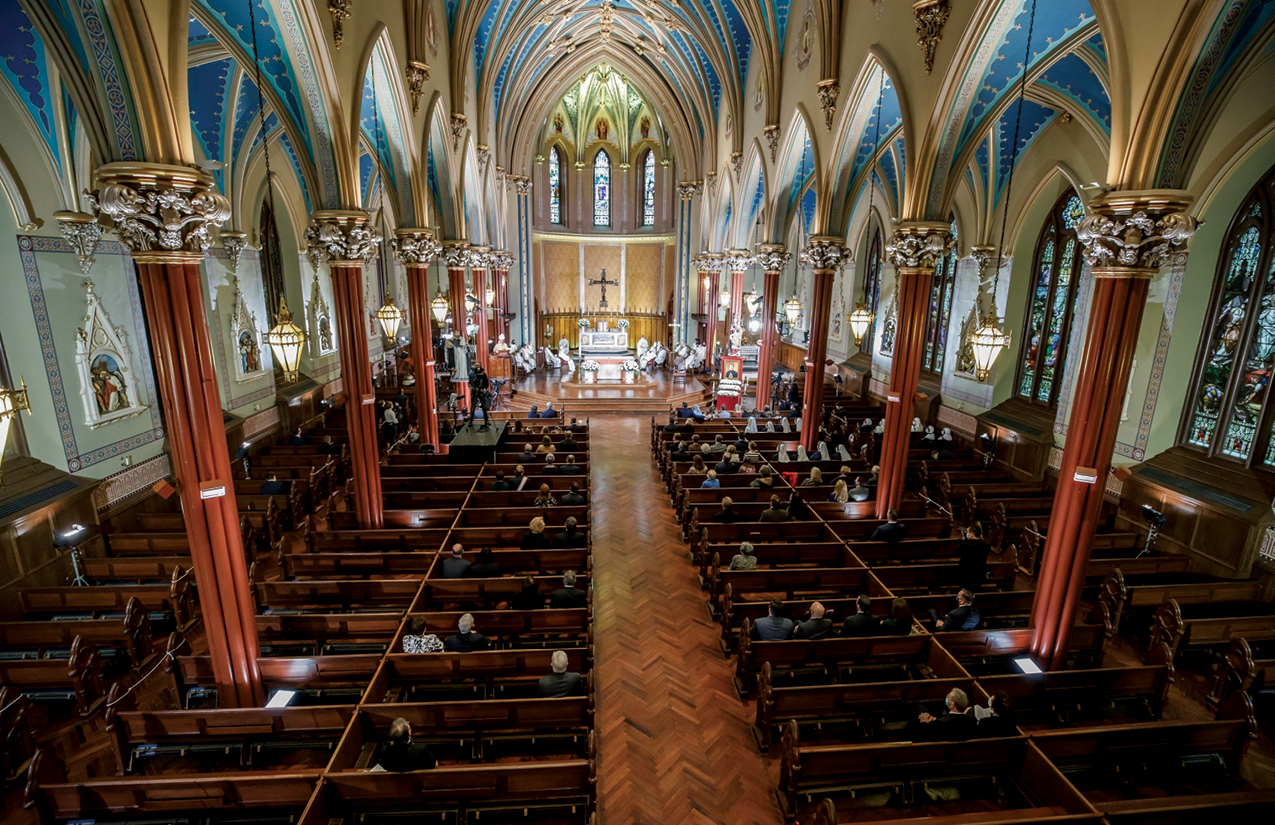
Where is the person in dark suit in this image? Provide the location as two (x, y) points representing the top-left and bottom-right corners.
(561, 482), (585, 506)
(259, 474), (286, 495)
(554, 517), (587, 548)
(512, 576), (545, 610)
(751, 599), (795, 641)
(677, 420), (695, 435)
(559, 434), (579, 452)
(444, 613), (490, 651)
(318, 435), (341, 455)
(517, 444), (537, 464)
(710, 497), (743, 523)
(930, 589), (978, 631)
(568, 418), (587, 433)
(955, 522), (992, 591)
(930, 447), (959, 461)
(975, 690), (1018, 738)
(912, 688), (976, 741)
(489, 470), (512, 491)
(527, 405), (540, 419)
(289, 428), (307, 446)
(676, 402), (694, 419)
(870, 509), (909, 543)
(561, 455), (581, 475)
(376, 718), (437, 771)
(538, 650), (584, 697)
(759, 494), (791, 522)
(441, 545), (472, 578)
(840, 594), (881, 637)
(793, 602), (835, 639)
(550, 570), (587, 608)
(540, 402), (558, 418)
(521, 517), (553, 549)
(468, 547), (501, 578)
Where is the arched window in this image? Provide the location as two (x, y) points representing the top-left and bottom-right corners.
(860, 226), (883, 355)
(593, 150), (611, 227)
(920, 217), (959, 375)
(1181, 166), (1275, 465)
(1016, 191), (1086, 406)
(641, 150), (656, 227)
(259, 200), (286, 315)
(548, 146), (564, 225)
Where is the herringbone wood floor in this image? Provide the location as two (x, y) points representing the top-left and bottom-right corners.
(590, 416), (782, 825)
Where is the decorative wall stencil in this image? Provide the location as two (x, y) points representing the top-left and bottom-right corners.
(75, 279), (148, 429)
(229, 278), (268, 383)
(307, 270), (337, 357)
(92, 452), (171, 514)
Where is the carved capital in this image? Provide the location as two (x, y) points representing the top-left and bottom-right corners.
(816, 80), (839, 131)
(467, 244), (492, 270)
(677, 180), (703, 200)
(513, 175), (533, 195)
(406, 60), (430, 116)
(764, 125), (780, 163)
(52, 210), (103, 275)
(87, 163), (231, 260)
(490, 250), (515, 271)
(725, 248), (754, 273)
(970, 245), (996, 276)
(220, 230), (249, 271)
(439, 240), (471, 270)
(1077, 190), (1199, 271)
(692, 252), (724, 273)
(390, 228), (442, 267)
(328, 0), (352, 49)
(754, 244), (791, 273)
(886, 221), (953, 270)
(730, 152), (743, 181)
(495, 166), (506, 189)
(913, 0), (951, 74)
(304, 209), (382, 266)
(705, 170), (718, 197)
(476, 144), (491, 169)
(450, 112), (468, 152)
(799, 236), (848, 272)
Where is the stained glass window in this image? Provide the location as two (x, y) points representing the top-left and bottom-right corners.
(861, 227), (883, 355)
(1182, 166), (1275, 467)
(641, 151), (655, 226)
(920, 218), (959, 375)
(548, 146), (563, 225)
(1015, 191), (1085, 407)
(593, 150), (611, 226)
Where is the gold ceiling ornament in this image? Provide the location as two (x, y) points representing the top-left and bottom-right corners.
(816, 80), (839, 131)
(886, 222), (953, 270)
(731, 152), (743, 181)
(0, 376), (31, 482)
(513, 176), (534, 196)
(328, 0), (352, 49)
(88, 163), (231, 259)
(913, 0), (951, 74)
(476, 145), (491, 169)
(220, 230), (249, 271)
(450, 112), (468, 152)
(52, 210), (103, 275)
(764, 125), (780, 163)
(705, 170), (718, 197)
(677, 180), (703, 201)
(406, 61), (430, 115)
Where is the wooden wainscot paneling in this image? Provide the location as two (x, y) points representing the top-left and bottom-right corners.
(839, 353), (872, 399)
(775, 341), (807, 372)
(975, 399), (1057, 482)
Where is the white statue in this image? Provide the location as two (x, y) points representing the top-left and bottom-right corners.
(448, 336), (469, 381)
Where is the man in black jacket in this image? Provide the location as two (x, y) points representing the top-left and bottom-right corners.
(710, 498), (744, 523)
(550, 570), (587, 608)
(444, 613), (490, 652)
(911, 688), (977, 741)
(441, 544), (472, 578)
(793, 602), (836, 639)
(517, 444), (537, 464)
(559, 433), (579, 452)
(870, 509), (909, 543)
(376, 718), (437, 771)
(538, 650), (584, 697)
(955, 523), (992, 591)
(840, 594), (880, 637)
(554, 517), (587, 548)
(561, 482), (585, 506)
(930, 589), (978, 631)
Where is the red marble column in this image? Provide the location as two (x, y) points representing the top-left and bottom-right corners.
(726, 249), (750, 337)
(91, 164), (261, 707)
(754, 245), (789, 410)
(308, 211), (384, 530)
(876, 224), (952, 519)
(470, 245), (491, 370)
(442, 241), (471, 409)
(799, 238), (846, 451)
(393, 229), (441, 451)
(492, 251), (512, 343)
(1028, 192), (1197, 670)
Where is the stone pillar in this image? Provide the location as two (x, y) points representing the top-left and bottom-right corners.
(391, 229), (442, 450)
(674, 181), (704, 345)
(491, 250), (513, 344)
(754, 245), (790, 410)
(469, 245), (492, 371)
(874, 223), (953, 518)
(89, 163), (262, 707)
(798, 237), (847, 451)
(725, 249), (752, 338)
(306, 210), (385, 530)
(1031, 192), (1197, 670)
(440, 241), (471, 409)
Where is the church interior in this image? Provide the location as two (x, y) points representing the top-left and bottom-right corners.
(2, 0), (1275, 823)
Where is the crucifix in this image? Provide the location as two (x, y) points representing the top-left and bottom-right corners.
(587, 269), (619, 308)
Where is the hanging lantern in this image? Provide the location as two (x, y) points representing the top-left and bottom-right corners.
(0, 377), (31, 480)
(718, 289), (731, 309)
(970, 307), (1011, 382)
(373, 295), (405, 340)
(848, 303), (874, 347)
(264, 298), (306, 383)
(485, 286), (496, 307)
(743, 290), (760, 316)
(431, 290), (449, 325)
(464, 291), (478, 314)
(747, 316), (761, 334)
(783, 295), (803, 326)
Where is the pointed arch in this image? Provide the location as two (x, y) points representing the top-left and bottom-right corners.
(592, 148), (613, 228)
(351, 25), (422, 227)
(423, 92), (457, 238)
(461, 137), (484, 242)
(735, 141), (768, 248)
(770, 105), (821, 243)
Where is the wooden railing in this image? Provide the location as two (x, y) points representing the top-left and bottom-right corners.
(776, 340), (808, 372)
(537, 310), (669, 351)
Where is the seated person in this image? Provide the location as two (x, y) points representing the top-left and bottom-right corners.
(975, 690), (1018, 738)
(676, 402), (694, 419)
(527, 404), (540, 419)
(750, 465), (776, 489)
(521, 516), (554, 549)
(707, 435), (729, 454)
(793, 602), (836, 639)
(847, 477), (871, 502)
(929, 589), (979, 631)
(319, 435), (341, 455)
(956, 523), (992, 592)
(540, 402), (559, 418)
(870, 509), (909, 542)
(536, 436), (556, 454)
(289, 428), (307, 446)
(441, 544), (472, 578)
(561, 455), (581, 475)
(568, 418), (587, 433)
(759, 494), (791, 522)
(512, 575), (545, 610)
(829, 479), (850, 503)
(538, 649), (584, 697)
(911, 688), (976, 742)
(375, 718), (437, 771)
(543, 454), (562, 474)
(560, 434), (579, 452)
(534, 483), (557, 507)
(700, 469), (721, 489)
(751, 599), (795, 641)
(517, 444), (537, 464)
(510, 465), (529, 490)
(489, 470), (512, 491)
(710, 496), (742, 523)
(554, 516), (587, 548)
(689, 455), (709, 476)
(880, 598), (915, 635)
(468, 547), (502, 578)
(259, 474), (286, 495)
(401, 617), (444, 653)
(930, 447), (959, 462)
(743, 441), (764, 464)
(728, 541), (757, 571)
(561, 482), (586, 506)
(444, 613), (490, 652)
(800, 468), (824, 487)
(550, 570), (587, 608)
(840, 594), (881, 637)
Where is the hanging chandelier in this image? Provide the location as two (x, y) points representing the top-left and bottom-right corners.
(0, 377), (31, 481)
(718, 289), (731, 309)
(970, 309), (1011, 381)
(464, 291), (478, 314)
(264, 298), (306, 383)
(430, 290), (449, 324)
(848, 303), (874, 347)
(784, 295), (803, 326)
(373, 295), (405, 339)
(485, 285), (496, 307)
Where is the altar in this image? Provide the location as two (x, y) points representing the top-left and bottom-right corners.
(579, 330), (628, 353)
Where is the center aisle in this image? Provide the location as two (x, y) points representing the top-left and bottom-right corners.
(587, 416), (782, 824)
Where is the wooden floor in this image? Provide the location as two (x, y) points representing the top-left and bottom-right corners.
(589, 416), (781, 824)
(512, 370), (709, 400)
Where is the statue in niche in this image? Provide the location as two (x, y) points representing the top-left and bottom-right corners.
(75, 278), (148, 429)
(319, 315), (333, 353)
(90, 354), (129, 414)
(640, 117), (650, 139)
(554, 113), (564, 133)
(239, 330), (262, 374)
(596, 119), (609, 141)
(880, 296), (897, 356)
(954, 303), (978, 376)
(230, 276), (268, 382)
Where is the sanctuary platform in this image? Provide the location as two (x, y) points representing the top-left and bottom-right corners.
(512, 370), (712, 415)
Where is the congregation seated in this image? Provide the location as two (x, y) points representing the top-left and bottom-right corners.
(701, 470), (720, 489)
(880, 598), (915, 635)
(955, 523), (992, 591)
(534, 484), (557, 508)
(793, 602), (836, 640)
(490, 470), (512, 491)
(752, 599), (795, 640)
(690, 455), (708, 475)
(289, 428), (307, 446)
(929, 589), (980, 631)
(550, 571), (587, 609)
(521, 517), (553, 549)
(561, 483), (585, 506)
(840, 594), (880, 637)
(554, 517), (586, 549)
(800, 468), (823, 487)
(259, 474), (286, 495)
(375, 717), (438, 772)
(567, 418), (586, 433)
(560, 433), (579, 452)
(750, 466), (776, 489)
(759, 495), (790, 523)
(512, 576), (546, 610)
(517, 444), (537, 463)
(908, 687), (976, 742)
(870, 508), (908, 542)
(537, 436), (556, 454)
(442, 544), (471, 578)
(710, 496), (741, 522)
(847, 477), (870, 502)
(728, 541), (757, 571)
(469, 548), (502, 578)
(538, 650), (584, 698)
(444, 613), (490, 652)
(402, 617), (444, 653)
(561, 455), (581, 475)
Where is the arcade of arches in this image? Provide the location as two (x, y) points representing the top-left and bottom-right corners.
(1, 1), (1275, 823)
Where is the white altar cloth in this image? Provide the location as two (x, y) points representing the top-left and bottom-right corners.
(580, 330), (628, 353)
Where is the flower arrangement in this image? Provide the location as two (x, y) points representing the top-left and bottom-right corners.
(716, 377), (744, 399)
(577, 318), (591, 329)
(580, 359), (601, 372)
(621, 359), (640, 373)
(617, 318), (630, 330)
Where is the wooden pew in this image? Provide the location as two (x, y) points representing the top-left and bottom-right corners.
(0, 636), (103, 716)
(734, 627), (930, 695)
(1146, 597), (1275, 661)
(20, 571), (195, 629)
(416, 575), (592, 610)
(253, 579), (421, 612)
(936, 625), (1109, 670)
(0, 596), (153, 669)
(170, 650), (380, 706)
(1092, 569), (1266, 635)
(363, 649), (592, 703)
(978, 664), (1174, 726)
(256, 613), (402, 656)
(399, 609), (591, 650)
